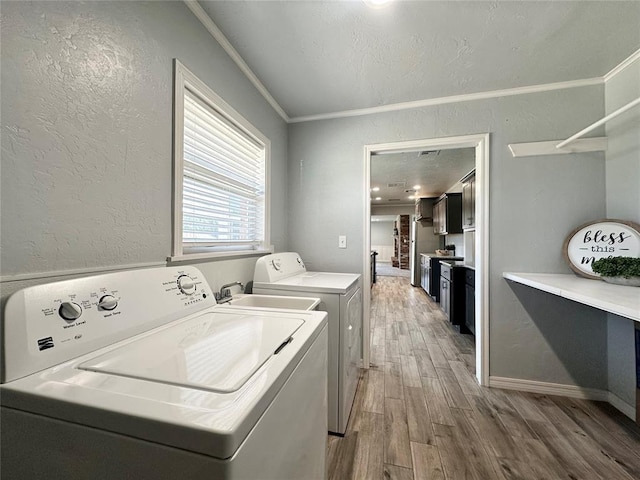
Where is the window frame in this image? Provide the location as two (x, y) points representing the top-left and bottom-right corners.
(170, 60), (271, 262)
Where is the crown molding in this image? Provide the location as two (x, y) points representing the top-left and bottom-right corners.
(186, 0), (635, 125)
(604, 48), (640, 83)
(184, 1), (289, 122)
(289, 78), (603, 123)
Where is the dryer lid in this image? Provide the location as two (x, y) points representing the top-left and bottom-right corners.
(256, 272), (360, 294)
(79, 312), (304, 393)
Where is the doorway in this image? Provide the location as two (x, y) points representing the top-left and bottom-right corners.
(362, 134), (490, 385)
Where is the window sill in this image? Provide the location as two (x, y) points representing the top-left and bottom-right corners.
(168, 246), (274, 264)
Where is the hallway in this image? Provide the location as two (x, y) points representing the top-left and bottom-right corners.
(327, 276), (640, 480)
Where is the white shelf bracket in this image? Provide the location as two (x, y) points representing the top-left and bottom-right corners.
(508, 95), (639, 158)
(557, 96), (640, 149)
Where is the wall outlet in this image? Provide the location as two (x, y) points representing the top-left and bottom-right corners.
(338, 235), (347, 249)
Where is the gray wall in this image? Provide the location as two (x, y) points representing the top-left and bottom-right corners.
(1, 1), (288, 297)
(371, 221), (394, 246)
(605, 56), (640, 408)
(288, 85), (609, 388)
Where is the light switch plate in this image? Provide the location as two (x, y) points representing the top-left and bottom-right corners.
(338, 235), (347, 249)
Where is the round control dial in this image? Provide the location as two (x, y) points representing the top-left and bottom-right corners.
(177, 275), (197, 295)
(59, 302), (82, 322)
(271, 259), (281, 271)
(98, 295), (118, 311)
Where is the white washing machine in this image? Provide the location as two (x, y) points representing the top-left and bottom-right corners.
(0, 266), (328, 480)
(253, 252), (362, 435)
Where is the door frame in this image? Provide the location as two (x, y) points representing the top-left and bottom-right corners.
(363, 133), (490, 386)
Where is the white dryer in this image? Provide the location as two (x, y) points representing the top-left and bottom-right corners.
(0, 266), (328, 480)
(253, 252), (362, 435)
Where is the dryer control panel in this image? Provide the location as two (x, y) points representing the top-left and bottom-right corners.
(2, 266), (215, 383)
(254, 252), (307, 283)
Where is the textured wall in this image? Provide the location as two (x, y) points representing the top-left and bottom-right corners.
(605, 56), (640, 408)
(1, 2), (288, 295)
(371, 221), (394, 246)
(288, 85), (609, 387)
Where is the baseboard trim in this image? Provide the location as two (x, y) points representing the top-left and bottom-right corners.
(489, 376), (636, 420)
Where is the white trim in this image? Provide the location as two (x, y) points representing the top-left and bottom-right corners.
(291, 78), (602, 124)
(364, 133), (490, 386)
(173, 60), (186, 258)
(489, 376), (636, 420)
(183, 0), (289, 122)
(604, 48), (640, 83)
(508, 137), (608, 158)
(0, 261), (167, 284)
(607, 391), (637, 421)
(168, 246), (274, 264)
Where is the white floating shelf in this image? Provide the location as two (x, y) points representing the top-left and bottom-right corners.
(503, 272), (640, 322)
(508, 137), (607, 158)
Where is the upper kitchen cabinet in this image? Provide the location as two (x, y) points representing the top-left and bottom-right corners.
(415, 197), (435, 223)
(433, 193), (462, 235)
(461, 170), (476, 231)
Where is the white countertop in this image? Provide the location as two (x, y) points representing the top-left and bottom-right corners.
(503, 273), (640, 322)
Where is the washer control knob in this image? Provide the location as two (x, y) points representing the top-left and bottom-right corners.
(98, 295), (118, 311)
(177, 275), (196, 295)
(59, 302), (82, 322)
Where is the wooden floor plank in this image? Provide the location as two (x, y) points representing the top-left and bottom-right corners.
(384, 397), (413, 468)
(425, 342), (449, 369)
(362, 367), (385, 414)
(421, 376), (456, 427)
(384, 361), (404, 400)
(400, 354), (422, 388)
(351, 412), (384, 480)
(404, 386), (435, 445)
(410, 442), (445, 480)
(436, 367), (472, 410)
(382, 464), (413, 480)
(413, 348), (438, 378)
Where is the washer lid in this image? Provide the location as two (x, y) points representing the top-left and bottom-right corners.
(79, 312), (303, 393)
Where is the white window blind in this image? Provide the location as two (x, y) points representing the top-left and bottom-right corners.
(182, 88), (266, 248)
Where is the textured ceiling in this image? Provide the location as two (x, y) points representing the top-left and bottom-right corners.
(371, 148), (475, 205)
(199, 0), (640, 119)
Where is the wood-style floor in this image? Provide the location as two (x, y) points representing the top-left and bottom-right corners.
(327, 276), (640, 480)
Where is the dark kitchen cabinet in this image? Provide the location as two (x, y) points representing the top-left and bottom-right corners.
(439, 262), (465, 326)
(415, 197), (435, 223)
(461, 170), (476, 231)
(433, 193), (462, 235)
(464, 268), (475, 335)
(428, 257), (442, 302)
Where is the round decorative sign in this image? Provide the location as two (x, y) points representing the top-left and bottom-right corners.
(563, 219), (640, 279)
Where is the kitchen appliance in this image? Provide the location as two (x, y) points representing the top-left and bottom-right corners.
(0, 266), (328, 479)
(252, 252), (362, 435)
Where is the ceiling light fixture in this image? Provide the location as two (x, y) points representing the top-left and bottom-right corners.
(413, 185), (421, 190)
(375, 197), (382, 201)
(408, 195), (415, 200)
(363, 0), (394, 9)
(371, 186), (380, 192)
